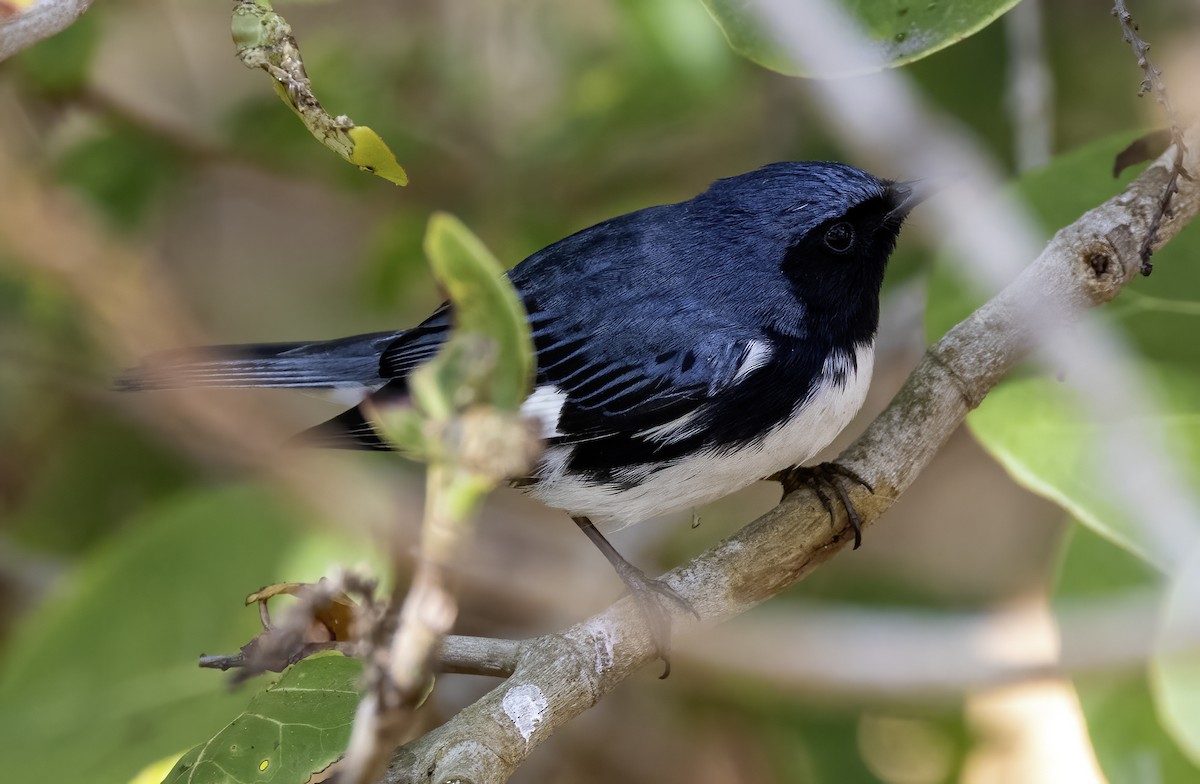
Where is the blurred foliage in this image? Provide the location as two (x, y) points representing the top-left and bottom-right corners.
(0, 487), (299, 784)
(0, 484), (382, 784)
(359, 210), (436, 315)
(6, 417), (194, 554)
(56, 123), (186, 232)
(0, 1), (1198, 783)
(927, 132), (1200, 565)
(10, 9), (100, 95)
(1055, 524), (1200, 782)
(928, 130), (1200, 771)
(701, 0), (1021, 77)
(1156, 557), (1200, 766)
(688, 683), (972, 783)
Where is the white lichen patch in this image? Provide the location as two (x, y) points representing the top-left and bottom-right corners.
(501, 684), (548, 743)
(581, 617), (617, 672)
(674, 561), (728, 609)
(432, 740), (495, 779)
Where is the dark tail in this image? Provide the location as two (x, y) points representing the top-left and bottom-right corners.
(115, 331), (403, 392)
(290, 404), (396, 451)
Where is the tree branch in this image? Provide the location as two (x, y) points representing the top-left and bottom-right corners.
(0, 0), (93, 62)
(1112, 0), (1191, 274)
(437, 635), (520, 678)
(380, 133), (1200, 784)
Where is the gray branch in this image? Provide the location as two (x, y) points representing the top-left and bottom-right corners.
(0, 0), (94, 62)
(382, 134), (1200, 784)
(1112, 0), (1191, 273)
(437, 635), (521, 678)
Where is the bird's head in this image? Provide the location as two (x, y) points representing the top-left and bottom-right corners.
(696, 161), (927, 337)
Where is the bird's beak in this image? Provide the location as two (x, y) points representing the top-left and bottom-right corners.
(886, 178), (942, 221)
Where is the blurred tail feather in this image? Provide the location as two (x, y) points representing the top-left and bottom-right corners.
(115, 331), (402, 392)
(289, 406), (394, 452)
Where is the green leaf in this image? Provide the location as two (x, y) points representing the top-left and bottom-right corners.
(934, 134), (1200, 769)
(926, 132), (1200, 565)
(1053, 520), (1161, 599)
(421, 213), (534, 413)
(964, 367), (1200, 565)
(1053, 524), (1200, 783)
(0, 485), (310, 784)
(1152, 551), (1200, 766)
(163, 653), (362, 784)
(1077, 673), (1200, 784)
(699, 0), (1021, 77)
(345, 126), (409, 186)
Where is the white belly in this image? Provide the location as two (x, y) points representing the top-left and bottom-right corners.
(527, 343), (874, 530)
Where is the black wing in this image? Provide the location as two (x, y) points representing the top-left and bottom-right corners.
(378, 303), (453, 378)
(541, 328), (765, 442)
(525, 308), (784, 485)
(304, 301), (774, 458)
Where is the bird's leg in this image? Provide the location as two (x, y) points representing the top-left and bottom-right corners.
(571, 516), (698, 679)
(769, 462), (874, 549)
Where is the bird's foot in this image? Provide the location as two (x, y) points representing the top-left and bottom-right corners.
(611, 559), (699, 679)
(770, 462), (874, 549)
(572, 515), (699, 678)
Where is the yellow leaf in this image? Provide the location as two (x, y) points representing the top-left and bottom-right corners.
(245, 580), (360, 641)
(346, 126), (408, 185)
(126, 752), (184, 784)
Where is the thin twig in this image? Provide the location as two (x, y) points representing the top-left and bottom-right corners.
(1112, 0), (1191, 275)
(196, 635), (519, 678)
(235, 572), (379, 684)
(437, 635), (521, 678)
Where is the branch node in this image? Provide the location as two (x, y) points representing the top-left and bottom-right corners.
(1078, 238), (1129, 299)
(925, 346), (984, 411)
(1084, 249), (1112, 278)
(1112, 0), (1190, 276)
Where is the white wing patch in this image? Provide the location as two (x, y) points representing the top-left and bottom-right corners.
(637, 410), (704, 444)
(733, 339), (772, 383)
(319, 382), (386, 407)
(520, 385), (568, 438)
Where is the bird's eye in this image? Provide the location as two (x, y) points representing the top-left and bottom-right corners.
(823, 222), (855, 253)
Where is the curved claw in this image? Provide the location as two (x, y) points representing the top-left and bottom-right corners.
(772, 462), (874, 549)
(614, 561), (698, 678)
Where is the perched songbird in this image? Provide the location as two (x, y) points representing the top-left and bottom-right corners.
(119, 161), (926, 671)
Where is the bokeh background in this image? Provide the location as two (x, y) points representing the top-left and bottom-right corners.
(1, 1), (1197, 782)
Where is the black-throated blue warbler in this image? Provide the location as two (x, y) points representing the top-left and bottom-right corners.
(119, 161), (927, 672)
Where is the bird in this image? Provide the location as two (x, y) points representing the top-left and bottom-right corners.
(118, 161), (927, 673)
